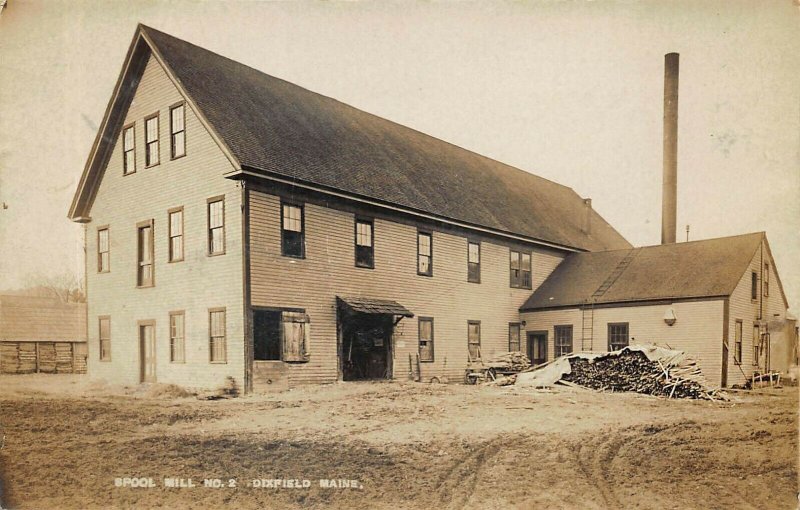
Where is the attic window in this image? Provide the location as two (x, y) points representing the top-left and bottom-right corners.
(145, 113), (160, 167)
(751, 272), (758, 301)
(122, 124), (135, 175)
(763, 263), (769, 297)
(170, 103), (186, 159)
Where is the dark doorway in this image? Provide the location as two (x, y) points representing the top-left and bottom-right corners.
(527, 331), (547, 366)
(253, 309), (282, 360)
(341, 313), (393, 381)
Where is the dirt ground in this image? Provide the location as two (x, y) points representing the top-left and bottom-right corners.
(0, 374), (797, 509)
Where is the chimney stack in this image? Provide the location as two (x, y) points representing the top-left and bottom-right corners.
(582, 198), (592, 235)
(661, 52), (679, 244)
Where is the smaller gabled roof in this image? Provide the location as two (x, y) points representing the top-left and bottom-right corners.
(521, 232), (769, 311)
(0, 295), (87, 342)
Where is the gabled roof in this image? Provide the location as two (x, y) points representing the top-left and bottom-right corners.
(0, 295), (87, 342)
(520, 232), (779, 311)
(69, 24), (630, 253)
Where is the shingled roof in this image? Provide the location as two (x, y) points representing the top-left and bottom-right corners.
(70, 25), (630, 252)
(0, 295), (87, 342)
(520, 232), (770, 311)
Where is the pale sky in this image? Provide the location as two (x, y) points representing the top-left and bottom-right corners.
(0, 1), (798, 311)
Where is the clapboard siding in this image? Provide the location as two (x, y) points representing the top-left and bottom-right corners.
(522, 299), (725, 387)
(726, 239), (788, 387)
(85, 53), (243, 390)
(249, 190), (566, 386)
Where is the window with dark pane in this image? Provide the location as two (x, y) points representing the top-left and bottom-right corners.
(170, 104), (185, 159)
(508, 323), (521, 352)
(281, 203), (304, 258)
(208, 199), (225, 255)
(468, 241), (480, 283)
(554, 325), (573, 357)
(468, 321), (481, 361)
(355, 219), (374, 268)
(145, 115), (159, 166)
(607, 323), (629, 352)
(122, 125), (135, 174)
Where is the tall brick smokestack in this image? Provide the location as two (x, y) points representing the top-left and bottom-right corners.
(661, 52), (679, 244)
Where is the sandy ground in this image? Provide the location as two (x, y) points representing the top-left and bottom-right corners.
(0, 374), (797, 509)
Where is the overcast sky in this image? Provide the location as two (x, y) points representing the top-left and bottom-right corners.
(0, 1), (798, 311)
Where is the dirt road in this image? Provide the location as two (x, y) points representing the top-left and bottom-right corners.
(0, 375), (797, 509)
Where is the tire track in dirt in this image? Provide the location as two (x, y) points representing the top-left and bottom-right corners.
(573, 431), (628, 509)
(434, 437), (507, 509)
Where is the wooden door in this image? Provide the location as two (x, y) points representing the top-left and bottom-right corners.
(721, 340), (728, 388)
(139, 323), (156, 383)
(527, 331), (547, 366)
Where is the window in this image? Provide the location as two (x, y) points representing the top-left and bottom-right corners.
(169, 312), (185, 363)
(554, 325), (574, 357)
(355, 218), (374, 268)
(281, 203), (304, 258)
(751, 272), (758, 300)
(253, 309), (310, 362)
(764, 263), (770, 297)
(98, 316), (111, 361)
(510, 250), (532, 289)
(468, 241), (481, 283)
(122, 124), (135, 174)
(419, 317), (434, 362)
(608, 323), (629, 351)
(208, 197), (225, 255)
(418, 231), (432, 276)
(209, 308), (227, 362)
(752, 325), (760, 366)
(733, 320), (742, 364)
(97, 227), (110, 273)
(170, 103), (186, 159)
(508, 323), (521, 352)
(168, 208), (184, 262)
(137, 220), (154, 287)
(468, 321), (481, 361)
(144, 114), (159, 167)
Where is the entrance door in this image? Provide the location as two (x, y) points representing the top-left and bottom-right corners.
(527, 331), (547, 366)
(139, 322), (156, 383)
(341, 314), (393, 381)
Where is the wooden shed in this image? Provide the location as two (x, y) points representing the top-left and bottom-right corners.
(0, 295), (87, 374)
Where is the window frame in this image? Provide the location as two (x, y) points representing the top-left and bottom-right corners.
(763, 263), (770, 297)
(554, 325), (574, 357)
(98, 316), (111, 361)
(607, 322), (629, 352)
(354, 217), (375, 269)
(508, 322), (521, 352)
(733, 319), (743, 365)
(417, 230), (433, 277)
(169, 310), (186, 363)
(510, 249), (532, 289)
(751, 271), (758, 301)
(136, 219), (155, 288)
(168, 206), (184, 263)
(169, 101), (186, 160)
(467, 240), (481, 283)
(97, 226), (110, 273)
(418, 317), (435, 362)
(122, 123), (136, 175)
(207, 196), (226, 256)
(467, 320), (481, 361)
(280, 201), (305, 259)
(144, 112), (160, 168)
(752, 324), (760, 366)
(209, 307), (227, 363)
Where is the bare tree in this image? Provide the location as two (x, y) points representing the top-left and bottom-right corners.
(22, 272), (85, 303)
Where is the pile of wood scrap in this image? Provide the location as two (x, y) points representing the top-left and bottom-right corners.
(485, 351), (530, 372)
(514, 345), (726, 401)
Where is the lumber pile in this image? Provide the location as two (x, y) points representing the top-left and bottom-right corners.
(486, 351), (530, 372)
(561, 348), (723, 400)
